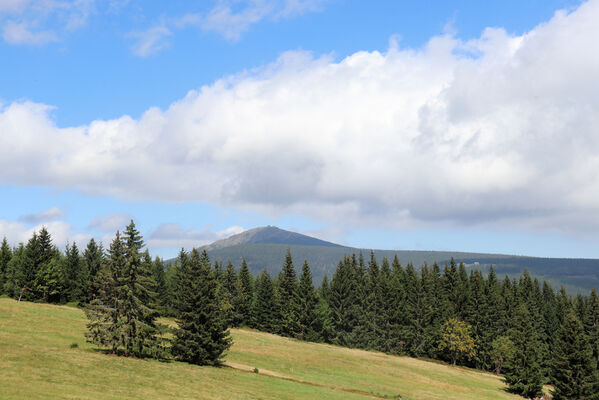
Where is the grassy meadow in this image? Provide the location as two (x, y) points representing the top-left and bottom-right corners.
(0, 298), (524, 399)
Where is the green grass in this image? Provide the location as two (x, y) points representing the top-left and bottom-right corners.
(0, 298), (523, 400)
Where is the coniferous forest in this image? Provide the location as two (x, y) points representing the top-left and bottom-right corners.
(2, 223), (599, 399)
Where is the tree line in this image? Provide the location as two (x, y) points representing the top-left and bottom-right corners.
(1, 224), (598, 399)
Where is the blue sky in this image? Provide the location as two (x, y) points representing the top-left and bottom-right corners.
(2, 0), (599, 259)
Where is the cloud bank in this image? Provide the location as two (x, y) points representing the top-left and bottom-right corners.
(2, 1), (599, 234)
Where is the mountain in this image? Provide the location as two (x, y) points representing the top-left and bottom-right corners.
(173, 226), (599, 293)
(203, 226), (343, 251)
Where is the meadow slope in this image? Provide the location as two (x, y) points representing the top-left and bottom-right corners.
(0, 298), (523, 400)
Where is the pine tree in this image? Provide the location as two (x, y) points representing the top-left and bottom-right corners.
(297, 260), (318, 341)
(3, 243), (25, 298)
(172, 249), (232, 365)
(278, 249), (300, 337)
(504, 304), (544, 398)
(319, 274), (330, 302)
(585, 288), (599, 369)
(551, 309), (599, 400)
(312, 295), (334, 343)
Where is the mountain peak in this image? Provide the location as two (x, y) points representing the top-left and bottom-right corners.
(203, 226), (343, 251)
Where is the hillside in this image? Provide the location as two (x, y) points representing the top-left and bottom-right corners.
(0, 298), (524, 400)
(199, 226), (599, 292)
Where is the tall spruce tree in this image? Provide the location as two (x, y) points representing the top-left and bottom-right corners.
(551, 310), (599, 400)
(85, 232), (126, 354)
(237, 258), (253, 326)
(64, 242), (88, 302)
(329, 257), (360, 347)
(252, 270), (280, 333)
(222, 260), (241, 327)
(278, 249), (300, 337)
(172, 249), (232, 365)
(504, 304), (544, 398)
(297, 260), (318, 341)
(0, 237), (11, 294)
(83, 238), (104, 301)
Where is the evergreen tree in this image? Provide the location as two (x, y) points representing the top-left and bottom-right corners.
(237, 258), (253, 326)
(504, 304), (544, 398)
(3, 243), (25, 298)
(120, 221), (161, 357)
(297, 260), (318, 341)
(585, 288), (599, 369)
(319, 274), (330, 302)
(329, 257), (360, 347)
(36, 255), (66, 303)
(312, 295), (334, 343)
(222, 260), (240, 327)
(83, 238), (104, 301)
(151, 256), (169, 315)
(85, 232), (126, 354)
(252, 270), (280, 333)
(0, 237), (12, 294)
(172, 248), (232, 365)
(278, 249), (300, 337)
(64, 242), (88, 302)
(551, 310), (599, 400)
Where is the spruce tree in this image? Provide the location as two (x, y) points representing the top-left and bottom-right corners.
(252, 270), (280, 333)
(222, 260), (240, 327)
(151, 256), (169, 315)
(36, 255), (66, 303)
(120, 221), (161, 357)
(83, 238), (104, 301)
(329, 257), (360, 347)
(85, 232), (126, 354)
(64, 242), (88, 302)
(237, 258), (253, 326)
(297, 260), (318, 341)
(172, 249), (232, 365)
(504, 304), (544, 398)
(0, 237), (11, 294)
(551, 310), (599, 400)
(278, 249), (300, 337)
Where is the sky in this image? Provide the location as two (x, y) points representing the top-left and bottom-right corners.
(2, 0), (599, 259)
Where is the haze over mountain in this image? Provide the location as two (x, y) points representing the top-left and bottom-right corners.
(194, 226), (599, 294)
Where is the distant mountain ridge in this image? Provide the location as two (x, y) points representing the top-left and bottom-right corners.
(203, 226), (344, 251)
(178, 226), (599, 294)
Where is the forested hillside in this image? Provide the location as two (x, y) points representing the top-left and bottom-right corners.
(2, 223), (599, 398)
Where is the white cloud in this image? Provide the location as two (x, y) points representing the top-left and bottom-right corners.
(128, 24), (172, 57)
(18, 206), (66, 223)
(2, 20), (57, 44)
(0, 219), (91, 248)
(2, 1), (599, 235)
(0, 0), (95, 45)
(87, 213), (133, 233)
(178, 0), (328, 41)
(147, 223), (245, 250)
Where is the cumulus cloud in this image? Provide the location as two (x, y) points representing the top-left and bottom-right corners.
(0, 219), (91, 248)
(2, 1), (599, 235)
(18, 206), (66, 224)
(147, 223), (245, 249)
